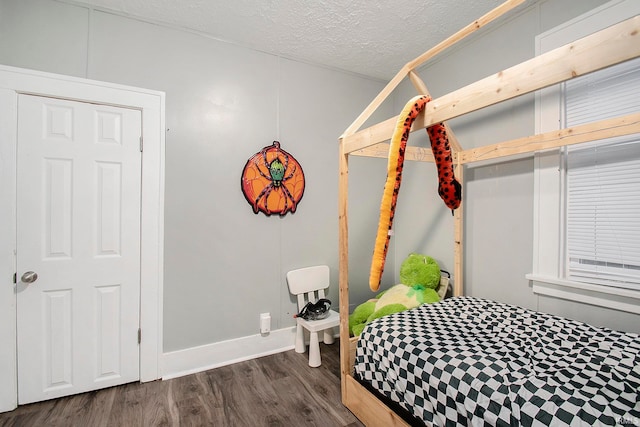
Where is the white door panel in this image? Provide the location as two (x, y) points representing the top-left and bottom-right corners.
(16, 94), (142, 404)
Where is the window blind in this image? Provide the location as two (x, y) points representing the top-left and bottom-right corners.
(564, 58), (640, 290)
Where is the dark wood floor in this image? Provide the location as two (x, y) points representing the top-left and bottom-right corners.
(0, 340), (363, 427)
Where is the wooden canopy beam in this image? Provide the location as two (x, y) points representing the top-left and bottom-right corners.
(350, 142), (437, 161)
(350, 112), (640, 164)
(340, 0), (526, 139)
(342, 15), (640, 155)
(459, 112), (640, 163)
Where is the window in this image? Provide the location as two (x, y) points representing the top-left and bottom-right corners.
(530, 0), (640, 312)
(564, 59), (640, 291)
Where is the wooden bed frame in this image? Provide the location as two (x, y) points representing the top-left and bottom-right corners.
(337, 1), (640, 425)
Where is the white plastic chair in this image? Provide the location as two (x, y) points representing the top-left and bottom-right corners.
(286, 265), (340, 367)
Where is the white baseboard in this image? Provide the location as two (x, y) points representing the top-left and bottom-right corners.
(161, 327), (296, 380)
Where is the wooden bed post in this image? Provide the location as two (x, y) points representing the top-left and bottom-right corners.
(453, 162), (464, 296)
(338, 137), (350, 400)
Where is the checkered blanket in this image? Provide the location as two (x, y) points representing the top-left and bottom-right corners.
(354, 297), (640, 426)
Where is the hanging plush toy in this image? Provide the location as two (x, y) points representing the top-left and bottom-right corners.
(369, 95), (461, 291)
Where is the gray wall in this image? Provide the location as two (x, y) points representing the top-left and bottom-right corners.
(0, 0), (392, 352)
(391, 0), (640, 333)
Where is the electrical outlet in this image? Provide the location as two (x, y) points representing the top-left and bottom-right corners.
(260, 312), (271, 334)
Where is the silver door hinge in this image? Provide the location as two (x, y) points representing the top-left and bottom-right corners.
(139, 136), (143, 152)
(138, 328), (141, 344)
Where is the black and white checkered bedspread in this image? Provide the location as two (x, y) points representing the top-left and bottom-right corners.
(354, 297), (640, 426)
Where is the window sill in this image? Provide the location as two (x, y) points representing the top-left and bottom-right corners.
(526, 274), (640, 315)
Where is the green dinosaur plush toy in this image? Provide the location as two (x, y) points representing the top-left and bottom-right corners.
(349, 253), (442, 336)
(399, 253), (441, 290)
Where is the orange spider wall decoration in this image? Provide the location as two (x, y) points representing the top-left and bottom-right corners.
(241, 141), (305, 216)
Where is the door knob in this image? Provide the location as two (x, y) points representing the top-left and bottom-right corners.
(21, 271), (38, 284)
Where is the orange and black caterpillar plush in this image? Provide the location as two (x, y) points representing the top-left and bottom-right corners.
(369, 95), (461, 291)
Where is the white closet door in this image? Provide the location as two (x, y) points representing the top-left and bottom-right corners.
(16, 94), (142, 404)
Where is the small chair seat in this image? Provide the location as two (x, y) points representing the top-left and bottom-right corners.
(286, 265), (340, 367)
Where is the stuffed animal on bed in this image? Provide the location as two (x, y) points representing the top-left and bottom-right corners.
(349, 253), (442, 336)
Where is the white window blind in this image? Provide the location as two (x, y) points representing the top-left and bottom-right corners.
(564, 57), (640, 291)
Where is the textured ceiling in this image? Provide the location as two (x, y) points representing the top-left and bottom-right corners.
(73, 0), (509, 80)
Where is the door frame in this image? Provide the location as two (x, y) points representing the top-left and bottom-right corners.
(0, 64), (165, 412)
